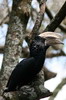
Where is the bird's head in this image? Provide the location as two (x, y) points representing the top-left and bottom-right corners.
(39, 32), (63, 47)
(30, 32), (63, 57)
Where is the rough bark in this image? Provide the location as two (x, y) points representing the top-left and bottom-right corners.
(0, 0), (31, 99)
(30, 0), (46, 39)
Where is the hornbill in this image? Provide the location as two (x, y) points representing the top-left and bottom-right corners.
(4, 32), (63, 93)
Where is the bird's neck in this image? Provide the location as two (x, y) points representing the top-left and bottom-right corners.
(35, 49), (46, 63)
(32, 50), (46, 73)
(30, 49), (47, 68)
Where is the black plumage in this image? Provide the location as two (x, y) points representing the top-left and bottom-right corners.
(4, 32), (63, 93)
(4, 36), (48, 92)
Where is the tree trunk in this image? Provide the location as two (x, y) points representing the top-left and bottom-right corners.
(0, 0), (31, 99)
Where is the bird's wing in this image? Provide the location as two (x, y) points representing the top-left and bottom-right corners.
(6, 57), (35, 87)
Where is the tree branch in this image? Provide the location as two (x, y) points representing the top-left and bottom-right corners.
(44, 1), (66, 32)
(43, 67), (57, 81)
(29, 0), (46, 39)
(46, 50), (66, 58)
(0, 14), (9, 25)
(45, 6), (66, 32)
